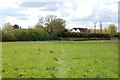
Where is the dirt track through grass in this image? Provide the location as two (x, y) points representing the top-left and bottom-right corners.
(57, 46), (67, 78)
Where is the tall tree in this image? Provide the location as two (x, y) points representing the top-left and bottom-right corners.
(38, 15), (66, 34)
(46, 18), (66, 34)
(2, 22), (14, 33)
(38, 15), (57, 27)
(107, 24), (117, 34)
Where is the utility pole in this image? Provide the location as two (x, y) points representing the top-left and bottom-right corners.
(94, 22), (97, 33)
(100, 21), (102, 33)
(94, 22), (97, 39)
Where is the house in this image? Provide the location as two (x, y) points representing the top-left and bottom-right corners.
(71, 28), (90, 33)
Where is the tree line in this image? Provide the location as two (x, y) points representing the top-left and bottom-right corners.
(1, 15), (67, 41)
(0, 15), (119, 42)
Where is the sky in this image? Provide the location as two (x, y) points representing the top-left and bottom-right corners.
(0, 0), (119, 31)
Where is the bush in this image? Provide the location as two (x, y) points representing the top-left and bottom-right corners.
(2, 29), (50, 41)
(111, 32), (119, 37)
(2, 31), (15, 41)
(3, 28), (118, 41)
(58, 32), (110, 38)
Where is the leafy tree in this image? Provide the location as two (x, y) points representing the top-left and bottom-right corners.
(34, 24), (46, 31)
(46, 18), (66, 34)
(2, 30), (15, 41)
(13, 29), (29, 41)
(2, 22), (14, 33)
(107, 24), (117, 34)
(37, 15), (66, 39)
(34, 24), (42, 29)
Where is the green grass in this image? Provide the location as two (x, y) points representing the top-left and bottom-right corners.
(2, 41), (118, 78)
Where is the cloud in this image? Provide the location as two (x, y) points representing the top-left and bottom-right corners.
(4, 16), (37, 28)
(0, 0), (119, 30)
(20, 2), (61, 8)
(62, 0), (118, 29)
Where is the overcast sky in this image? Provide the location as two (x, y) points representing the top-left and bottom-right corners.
(0, 0), (119, 30)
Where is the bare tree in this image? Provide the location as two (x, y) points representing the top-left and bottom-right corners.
(38, 15), (66, 34)
(38, 15), (57, 27)
(46, 18), (66, 33)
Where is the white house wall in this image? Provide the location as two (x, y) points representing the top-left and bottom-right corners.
(76, 29), (80, 32)
(71, 29), (80, 32)
(71, 29), (76, 32)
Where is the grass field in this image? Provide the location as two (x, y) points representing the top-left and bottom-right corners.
(2, 41), (118, 78)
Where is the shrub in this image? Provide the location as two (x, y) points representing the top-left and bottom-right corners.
(58, 32), (110, 38)
(2, 29), (50, 41)
(2, 31), (15, 41)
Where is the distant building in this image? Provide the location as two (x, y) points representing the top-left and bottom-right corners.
(71, 28), (90, 33)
